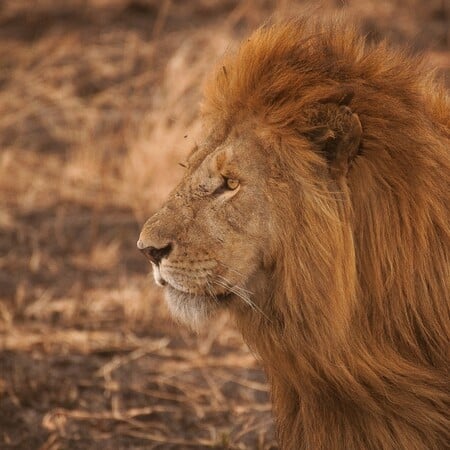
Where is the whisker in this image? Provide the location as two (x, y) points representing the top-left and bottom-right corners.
(214, 276), (255, 307)
(216, 262), (247, 278)
(205, 279), (219, 304)
(212, 276), (270, 322)
(216, 274), (254, 296)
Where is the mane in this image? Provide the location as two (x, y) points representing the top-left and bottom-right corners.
(202, 16), (450, 449)
(202, 16), (449, 137)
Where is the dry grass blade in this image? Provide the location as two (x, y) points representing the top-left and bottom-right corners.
(0, 328), (166, 354)
(96, 338), (170, 378)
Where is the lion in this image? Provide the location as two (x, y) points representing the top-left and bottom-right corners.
(137, 16), (450, 450)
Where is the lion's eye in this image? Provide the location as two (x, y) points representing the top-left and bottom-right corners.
(212, 177), (240, 196)
(225, 178), (239, 190)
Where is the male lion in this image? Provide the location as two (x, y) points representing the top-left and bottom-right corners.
(137, 16), (450, 450)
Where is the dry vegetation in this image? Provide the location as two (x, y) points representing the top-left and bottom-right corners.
(0, 1), (448, 449)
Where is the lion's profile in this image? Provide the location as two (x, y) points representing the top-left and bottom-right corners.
(138, 16), (450, 449)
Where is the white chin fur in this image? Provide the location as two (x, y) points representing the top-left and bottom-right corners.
(164, 288), (216, 331)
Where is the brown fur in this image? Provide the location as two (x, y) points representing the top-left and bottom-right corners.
(139, 16), (450, 449)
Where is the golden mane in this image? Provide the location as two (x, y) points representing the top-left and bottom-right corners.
(201, 17), (450, 449)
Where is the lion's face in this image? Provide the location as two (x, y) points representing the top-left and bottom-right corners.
(138, 131), (274, 328)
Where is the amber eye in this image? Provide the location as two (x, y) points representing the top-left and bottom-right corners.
(225, 178), (240, 190)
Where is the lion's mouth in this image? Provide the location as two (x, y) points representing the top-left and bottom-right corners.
(166, 284), (233, 303)
(210, 291), (234, 302)
(152, 265), (234, 303)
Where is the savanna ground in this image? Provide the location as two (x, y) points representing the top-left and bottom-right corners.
(0, 1), (448, 449)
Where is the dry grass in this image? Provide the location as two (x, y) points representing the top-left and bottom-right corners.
(0, 0), (448, 449)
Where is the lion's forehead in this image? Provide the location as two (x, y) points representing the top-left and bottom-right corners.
(187, 131), (262, 172)
(187, 141), (224, 171)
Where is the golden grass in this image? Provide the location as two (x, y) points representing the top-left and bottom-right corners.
(0, 0), (448, 448)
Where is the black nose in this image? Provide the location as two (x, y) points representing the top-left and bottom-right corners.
(138, 243), (172, 265)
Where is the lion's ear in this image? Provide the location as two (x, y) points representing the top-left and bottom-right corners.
(323, 105), (362, 178)
(303, 89), (362, 178)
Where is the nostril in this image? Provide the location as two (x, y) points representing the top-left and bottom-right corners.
(140, 243), (173, 265)
(149, 244), (172, 264)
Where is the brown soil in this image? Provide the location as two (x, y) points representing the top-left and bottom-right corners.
(0, 1), (448, 449)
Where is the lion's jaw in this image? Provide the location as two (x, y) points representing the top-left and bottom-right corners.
(149, 261), (219, 327)
(138, 135), (272, 329)
(153, 259), (235, 329)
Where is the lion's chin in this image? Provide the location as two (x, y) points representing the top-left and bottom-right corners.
(164, 286), (231, 331)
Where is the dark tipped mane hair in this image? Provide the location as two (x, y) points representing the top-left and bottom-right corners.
(202, 16), (450, 450)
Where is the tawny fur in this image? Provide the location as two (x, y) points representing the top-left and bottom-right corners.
(201, 17), (450, 450)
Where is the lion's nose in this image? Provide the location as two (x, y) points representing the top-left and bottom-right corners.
(137, 240), (173, 265)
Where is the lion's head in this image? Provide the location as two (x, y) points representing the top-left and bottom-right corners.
(138, 16), (449, 450)
(137, 97), (361, 334)
(137, 130), (275, 329)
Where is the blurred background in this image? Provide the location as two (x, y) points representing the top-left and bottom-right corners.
(0, 1), (448, 449)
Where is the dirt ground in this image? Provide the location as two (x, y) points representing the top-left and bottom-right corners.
(0, 1), (448, 449)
